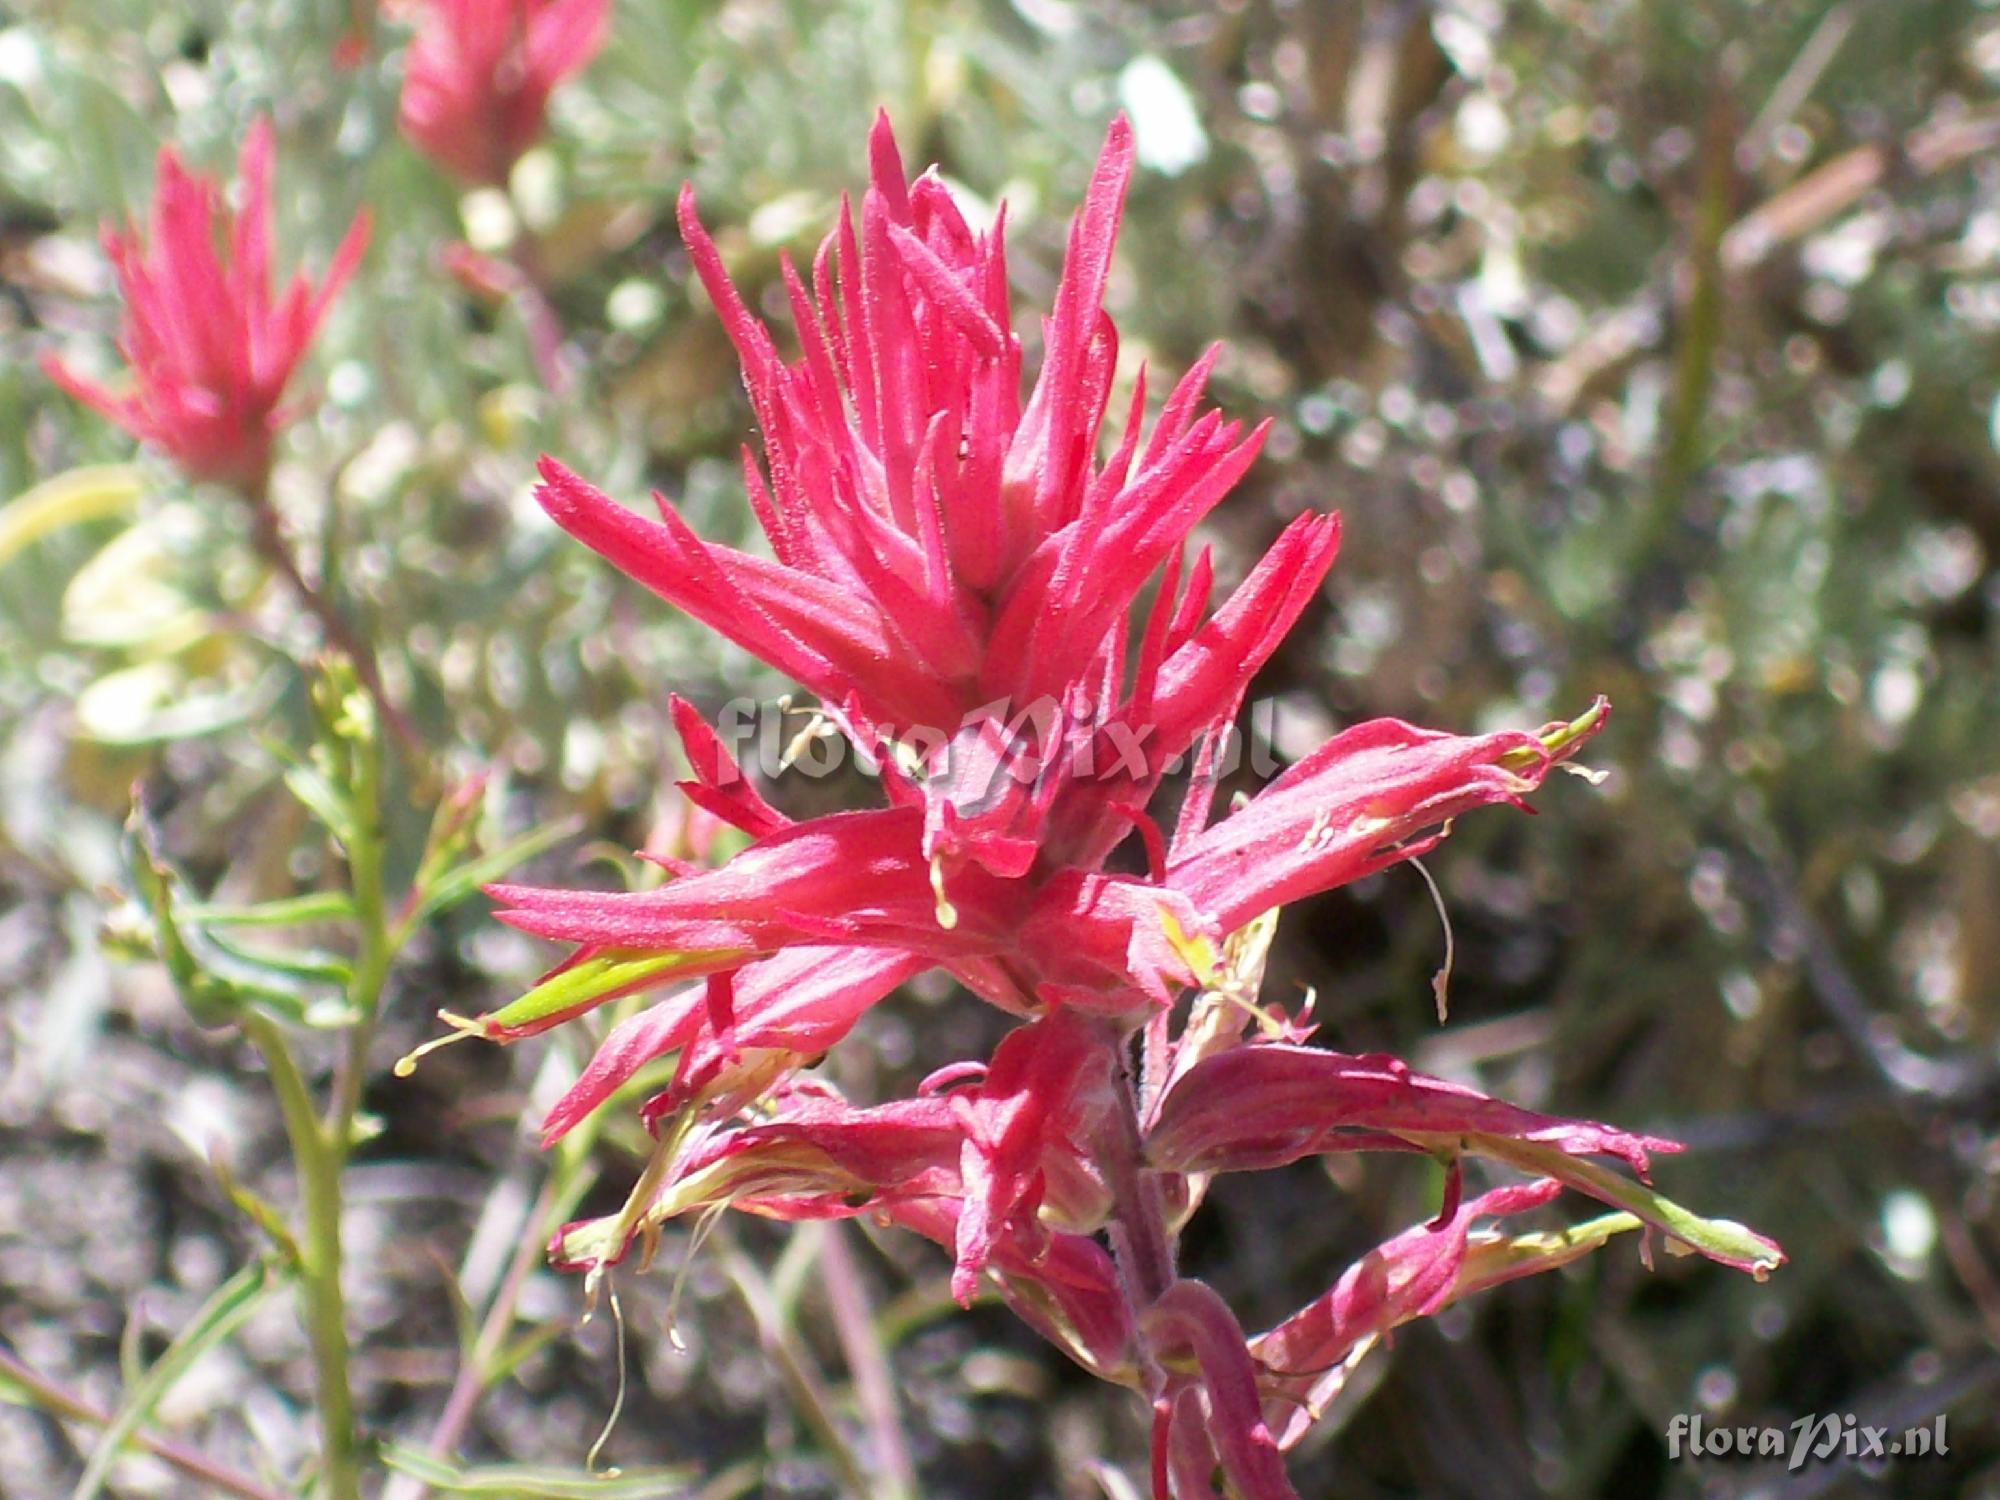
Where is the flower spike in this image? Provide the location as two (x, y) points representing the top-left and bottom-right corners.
(463, 109), (1779, 1495)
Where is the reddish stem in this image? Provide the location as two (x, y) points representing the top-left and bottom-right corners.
(245, 485), (422, 761)
(0, 1345), (291, 1500)
(509, 234), (571, 393)
(819, 1222), (919, 1500)
(1096, 1018), (1177, 1311)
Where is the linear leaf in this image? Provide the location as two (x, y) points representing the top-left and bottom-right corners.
(0, 464), (143, 568)
(181, 891), (359, 928)
(379, 1445), (759, 1499)
(407, 817), (581, 932)
(70, 1261), (276, 1500)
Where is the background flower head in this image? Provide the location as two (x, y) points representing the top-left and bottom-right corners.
(40, 119), (369, 490)
(398, 0), (609, 184)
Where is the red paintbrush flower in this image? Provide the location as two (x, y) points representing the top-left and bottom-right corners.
(1144, 1044), (1674, 1184)
(1146, 1040), (1784, 1277)
(407, 106), (1785, 1498)
(885, 1197), (1137, 1384)
(398, 0), (608, 185)
(943, 1008), (1120, 1302)
(464, 701), (1597, 1043)
(41, 120), (369, 492)
(543, 1017), (1127, 1312)
(1144, 1281), (1293, 1500)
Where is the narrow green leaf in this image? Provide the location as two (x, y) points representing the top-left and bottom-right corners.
(406, 817), (581, 932)
(70, 1262), (276, 1500)
(115, 1301), (145, 1392)
(0, 464), (143, 568)
(411, 776), (497, 893)
(487, 1319), (571, 1386)
(121, 809), (240, 1026)
(119, 806), (323, 1025)
(200, 928), (353, 989)
(379, 1444), (753, 1498)
(76, 668), (284, 747)
(181, 891), (359, 928)
(211, 1157), (302, 1268)
(282, 762), (357, 850)
(0, 1359), (42, 1409)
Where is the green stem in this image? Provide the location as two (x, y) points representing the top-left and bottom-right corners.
(237, 693), (397, 1500)
(331, 711), (390, 1138)
(242, 1011), (363, 1500)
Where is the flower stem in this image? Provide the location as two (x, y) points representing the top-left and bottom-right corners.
(1097, 1020), (1176, 1310)
(238, 683), (398, 1500)
(243, 481), (420, 761)
(242, 1011), (363, 1500)
(508, 233), (570, 394)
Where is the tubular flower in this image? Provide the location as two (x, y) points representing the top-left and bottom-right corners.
(1245, 1180), (1574, 1449)
(415, 109), (1785, 1499)
(398, 0), (608, 185)
(41, 120), (370, 491)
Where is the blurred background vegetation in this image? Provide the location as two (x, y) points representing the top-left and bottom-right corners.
(1, 0), (1996, 1496)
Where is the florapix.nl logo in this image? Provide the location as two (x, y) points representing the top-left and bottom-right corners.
(1667, 1412), (1949, 1473)
(704, 693), (1292, 794)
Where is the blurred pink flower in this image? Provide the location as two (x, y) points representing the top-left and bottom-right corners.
(41, 120), (369, 491)
(398, 0), (608, 184)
